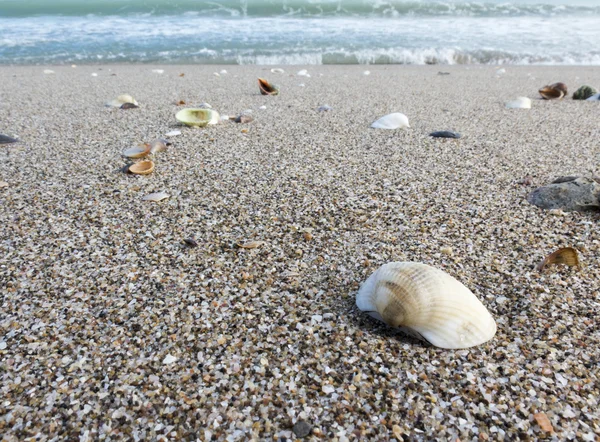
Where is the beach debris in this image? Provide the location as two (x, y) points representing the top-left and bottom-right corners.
(175, 100), (186, 105)
(197, 102), (212, 109)
(259, 105), (267, 110)
(533, 412), (554, 434)
(317, 105), (332, 112)
(517, 175), (534, 186)
(128, 160), (155, 175)
(292, 421), (312, 438)
(165, 130), (181, 137)
(356, 262), (497, 349)
(143, 192), (170, 202)
(0, 181), (8, 188)
(122, 144), (151, 159)
(363, 70), (371, 76)
(505, 97), (531, 109)
(297, 69), (310, 77)
(175, 108), (220, 127)
(528, 176), (600, 211)
(586, 93), (600, 101)
(43, 69), (55, 75)
(271, 68), (285, 74)
(179, 73), (185, 77)
(572, 85), (598, 100)
(120, 102), (139, 109)
(429, 130), (461, 139)
(152, 69), (164, 74)
(536, 247), (580, 272)
(258, 78), (280, 96)
(106, 94), (138, 108)
(0, 134), (18, 144)
(539, 82), (568, 100)
(370, 113), (410, 129)
(183, 238), (198, 248)
(150, 139), (170, 154)
(234, 114), (254, 123)
(237, 240), (265, 249)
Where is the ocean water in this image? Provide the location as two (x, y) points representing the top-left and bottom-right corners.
(1, 0), (599, 65)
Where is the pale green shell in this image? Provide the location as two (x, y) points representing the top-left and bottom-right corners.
(175, 108), (220, 127)
(573, 85), (598, 100)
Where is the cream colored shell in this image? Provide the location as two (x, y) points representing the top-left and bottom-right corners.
(356, 262), (496, 349)
(175, 108), (220, 127)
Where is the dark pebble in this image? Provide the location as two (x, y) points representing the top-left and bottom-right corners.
(292, 421), (312, 438)
(429, 131), (461, 139)
(0, 134), (18, 144)
(184, 238), (198, 248)
(120, 103), (139, 109)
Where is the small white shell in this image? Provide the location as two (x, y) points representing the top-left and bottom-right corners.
(371, 113), (410, 129)
(271, 68), (285, 74)
(165, 130), (181, 137)
(107, 94), (138, 108)
(175, 108), (220, 126)
(356, 262), (496, 349)
(505, 97), (531, 109)
(43, 69), (55, 75)
(143, 192), (169, 202)
(297, 69), (310, 77)
(122, 145), (150, 159)
(586, 93), (600, 101)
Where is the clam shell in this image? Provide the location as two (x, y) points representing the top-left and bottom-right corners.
(258, 78), (280, 96)
(356, 262), (497, 349)
(370, 113), (410, 129)
(175, 108), (220, 127)
(122, 145), (151, 159)
(128, 160), (155, 175)
(539, 82), (567, 100)
(505, 97), (531, 109)
(143, 191), (169, 202)
(106, 94), (139, 108)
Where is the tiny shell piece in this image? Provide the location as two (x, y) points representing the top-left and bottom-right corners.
(237, 241), (265, 249)
(165, 130), (181, 137)
(536, 247), (580, 271)
(120, 102), (139, 109)
(371, 113), (410, 129)
(505, 97), (531, 109)
(150, 139), (170, 154)
(142, 192), (169, 202)
(128, 160), (155, 175)
(0, 181), (8, 188)
(175, 108), (220, 126)
(533, 413), (554, 433)
(106, 94), (138, 108)
(271, 68), (285, 74)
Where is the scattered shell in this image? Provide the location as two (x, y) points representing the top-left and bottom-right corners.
(106, 94), (138, 108)
(0, 134), (18, 144)
(183, 238), (198, 248)
(179, 73), (185, 77)
(259, 105), (267, 110)
(150, 139), (170, 154)
(297, 69), (310, 77)
(505, 97), (531, 109)
(363, 70), (371, 76)
(533, 413), (554, 434)
(234, 115), (254, 123)
(0, 181), (8, 188)
(122, 145), (151, 159)
(317, 105), (332, 112)
(271, 68), (285, 74)
(539, 82), (568, 100)
(175, 108), (220, 127)
(120, 102), (139, 109)
(237, 240), (265, 249)
(572, 85), (598, 100)
(152, 69), (164, 74)
(43, 69), (55, 75)
(517, 175), (534, 186)
(163, 355), (177, 365)
(197, 102), (212, 109)
(586, 93), (600, 101)
(143, 192), (170, 202)
(258, 78), (280, 96)
(371, 113), (410, 129)
(128, 160), (155, 175)
(429, 130), (461, 139)
(356, 262), (497, 349)
(213, 72), (220, 77)
(536, 247), (580, 272)
(176, 100), (186, 105)
(220, 69), (228, 74)
(91, 73), (98, 77)
(165, 130), (181, 137)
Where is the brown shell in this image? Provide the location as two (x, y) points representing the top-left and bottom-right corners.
(258, 78), (279, 96)
(129, 160), (155, 175)
(536, 247), (580, 271)
(539, 82), (568, 100)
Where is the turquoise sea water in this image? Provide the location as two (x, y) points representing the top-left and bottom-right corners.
(1, 0), (599, 65)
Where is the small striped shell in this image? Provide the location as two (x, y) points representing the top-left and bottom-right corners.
(356, 262), (496, 349)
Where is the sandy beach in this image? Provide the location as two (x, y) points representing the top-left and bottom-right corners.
(1, 65), (599, 441)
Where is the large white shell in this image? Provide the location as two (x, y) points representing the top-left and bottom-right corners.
(586, 93), (600, 101)
(370, 113), (410, 129)
(505, 97), (531, 109)
(356, 262), (496, 349)
(176, 108), (220, 126)
(106, 94), (138, 108)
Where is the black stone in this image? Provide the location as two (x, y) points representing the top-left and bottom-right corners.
(429, 130), (461, 139)
(0, 134), (18, 144)
(292, 421), (312, 438)
(528, 177), (600, 212)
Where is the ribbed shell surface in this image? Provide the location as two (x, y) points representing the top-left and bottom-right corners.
(356, 262), (496, 349)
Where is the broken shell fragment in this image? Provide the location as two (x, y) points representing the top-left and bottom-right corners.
(237, 240), (265, 249)
(539, 82), (568, 100)
(0, 134), (18, 144)
(258, 78), (280, 96)
(175, 108), (220, 127)
(234, 114), (254, 123)
(120, 102), (139, 109)
(572, 85), (598, 100)
(128, 160), (155, 175)
(356, 262), (497, 349)
(536, 247), (580, 271)
(505, 97), (531, 109)
(122, 144), (151, 159)
(371, 113), (410, 129)
(143, 191), (169, 202)
(317, 105), (332, 112)
(586, 93), (600, 101)
(150, 139), (170, 154)
(106, 94), (139, 108)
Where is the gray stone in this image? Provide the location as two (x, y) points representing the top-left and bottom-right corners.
(528, 177), (600, 211)
(292, 421), (312, 438)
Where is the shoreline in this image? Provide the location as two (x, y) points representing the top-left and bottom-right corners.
(1, 65), (599, 441)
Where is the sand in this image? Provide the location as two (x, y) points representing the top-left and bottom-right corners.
(0, 65), (599, 441)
